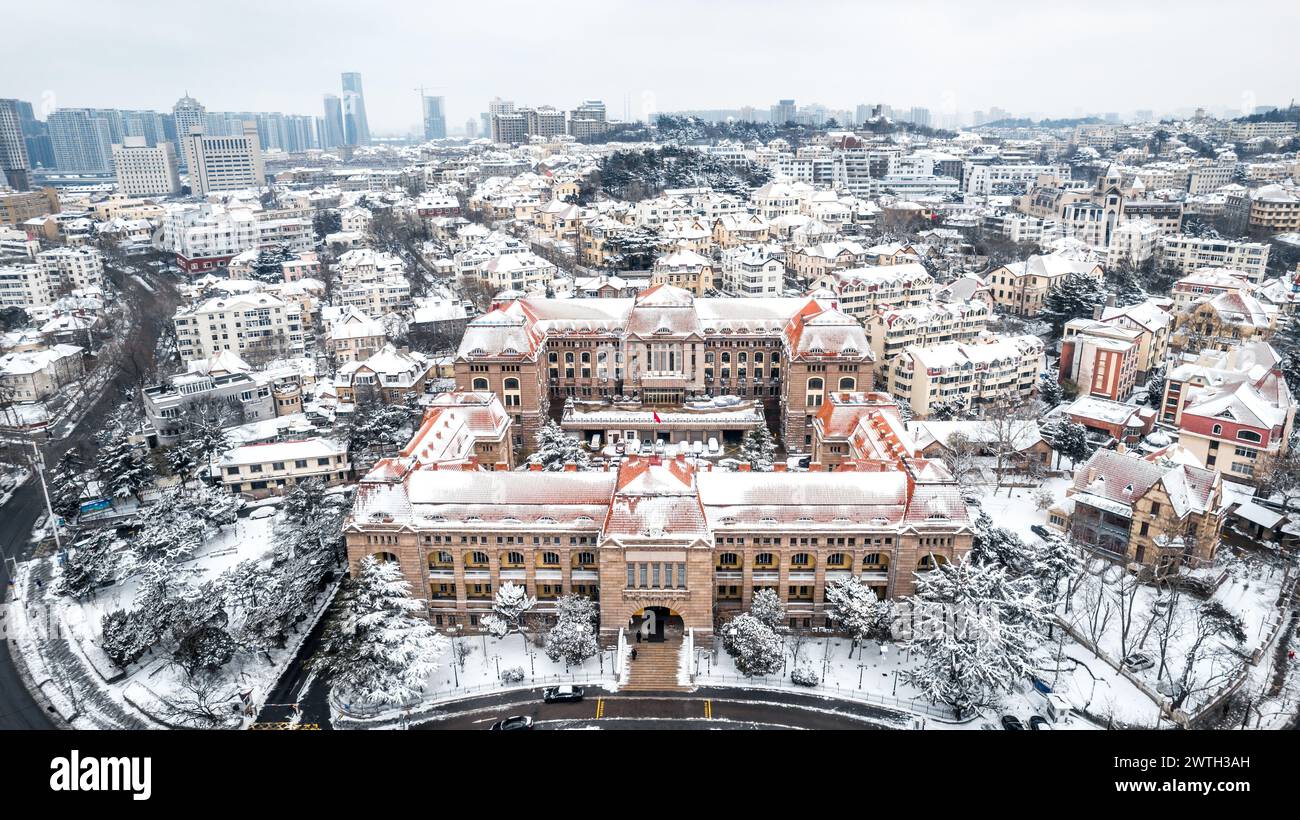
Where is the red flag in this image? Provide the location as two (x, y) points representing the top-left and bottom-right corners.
(653, 411), (662, 424)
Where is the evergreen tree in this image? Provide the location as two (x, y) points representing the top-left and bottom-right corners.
(1144, 365), (1167, 408)
(749, 587), (785, 630)
(48, 449), (88, 521)
(56, 529), (120, 600)
(528, 420), (590, 471)
(1043, 419), (1095, 468)
(902, 556), (1053, 718)
(825, 576), (891, 647)
(100, 609), (150, 668)
(483, 581), (537, 650)
(720, 613), (784, 677)
(1038, 373), (1064, 408)
(544, 595), (599, 668)
(316, 556), (448, 707)
(1041, 272), (1110, 335)
(738, 423), (777, 471)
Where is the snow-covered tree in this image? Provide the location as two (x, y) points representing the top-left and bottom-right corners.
(738, 423), (777, 471)
(347, 401), (412, 464)
(1144, 365), (1167, 408)
(316, 556), (448, 707)
(749, 587), (785, 630)
(100, 609), (150, 668)
(544, 605), (599, 669)
(1170, 601), (1247, 710)
(95, 425), (154, 503)
(902, 556), (1053, 718)
(1041, 272), (1110, 335)
(1043, 418), (1095, 468)
(528, 420), (590, 471)
(482, 581), (536, 649)
(1038, 373), (1064, 407)
(48, 449), (88, 521)
(172, 626), (237, 677)
(721, 613), (785, 677)
(825, 576), (891, 648)
(56, 529), (120, 600)
(939, 431), (982, 487)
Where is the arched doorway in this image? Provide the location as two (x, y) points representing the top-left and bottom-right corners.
(631, 606), (684, 643)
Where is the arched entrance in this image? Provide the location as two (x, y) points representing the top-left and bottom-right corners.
(630, 606), (684, 643)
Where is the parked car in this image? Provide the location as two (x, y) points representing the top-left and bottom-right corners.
(707, 437), (720, 455)
(1028, 715), (1051, 731)
(614, 441), (626, 455)
(1122, 652), (1154, 672)
(691, 440), (704, 456)
(639, 440), (654, 455)
(542, 685), (585, 703)
(489, 715), (534, 731)
(1029, 524), (1052, 540)
(1001, 715), (1025, 730)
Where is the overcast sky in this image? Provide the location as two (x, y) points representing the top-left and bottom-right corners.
(4, 0), (1297, 133)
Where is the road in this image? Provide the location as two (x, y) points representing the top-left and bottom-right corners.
(0, 257), (180, 730)
(408, 687), (906, 730)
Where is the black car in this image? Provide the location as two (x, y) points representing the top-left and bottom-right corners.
(542, 685), (585, 703)
(1001, 715), (1025, 730)
(489, 715), (534, 731)
(1028, 716), (1051, 730)
(1029, 524), (1052, 540)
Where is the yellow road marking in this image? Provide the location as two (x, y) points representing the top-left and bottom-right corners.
(595, 698), (605, 719)
(704, 700), (712, 719)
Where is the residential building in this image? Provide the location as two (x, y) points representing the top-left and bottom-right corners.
(1061, 396), (1155, 444)
(1158, 234), (1271, 282)
(865, 301), (991, 387)
(808, 263), (934, 319)
(1059, 319), (1141, 402)
(0, 262), (56, 309)
(0, 99), (30, 190)
(219, 437), (350, 498)
(719, 244), (784, 297)
(986, 253), (1105, 317)
(336, 344), (433, 405)
(888, 335), (1044, 417)
(651, 247), (714, 296)
(47, 108), (116, 173)
(1173, 359), (1293, 485)
(172, 292), (304, 363)
(0, 344), (84, 401)
(36, 247), (104, 294)
(0, 188), (59, 227)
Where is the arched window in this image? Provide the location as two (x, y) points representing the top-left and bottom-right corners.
(503, 377), (521, 407)
(754, 552), (776, 568)
(721, 352), (731, 364)
(373, 551), (398, 565)
(541, 551), (560, 566)
(754, 351), (764, 363)
(917, 554), (947, 571)
(807, 377), (825, 407)
(467, 551), (489, 566)
(1237, 430), (1262, 443)
(504, 551), (525, 566)
(839, 376), (856, 391)
(429, 550), (453, 568)
(827, 552), (849, 568)
(863, 553), (889, 568)
(717, 552), (740, 567)
(791, 552), (812, 567)
(574, 551), (596, 567)
(472, 377), (489, 391)
(1212, 423), (1223, 435)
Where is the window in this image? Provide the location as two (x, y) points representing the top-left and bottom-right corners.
(791, 552), (812, 567)
(754, 552), (775, 568)
(468, 551), (489, 566)
(503, 377), (520, 407)
(838, 376), (856, 391)
(1236, 430), (1262, 443)
(472, 377), (489, 391)
(717, 552), (739, 567)
(504, 551), (525, 566)
(541, 551), (560, 566)
(806, 377), (824, 407)
(575, 551), (596, 567)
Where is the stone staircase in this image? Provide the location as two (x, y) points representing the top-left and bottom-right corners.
(623, 639), (688, 692)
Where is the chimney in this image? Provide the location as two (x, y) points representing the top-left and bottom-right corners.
(774, 463), (787, 472)
(563, 462), (577, 472)
(1115, 442), (1127, 455)
(738, 463), (751, 472)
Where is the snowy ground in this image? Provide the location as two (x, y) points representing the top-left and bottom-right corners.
(1061, 551), (1289, 718)
(7, 505), (331, 729)
(0, 465), (31, 507)
(973, 476), (1072, 545)
(693, 634), (1157, 728)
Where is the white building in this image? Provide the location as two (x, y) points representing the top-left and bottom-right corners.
(161, 202), (312, 273)
(173, 292), (304, 363)
(183, 121), (266, 195)
(719, 244), (785, 297)
(37, 247), (104, 293)
(112, 136), (182, 196)
(0, 263), (56, 309)
(1158, 234), (1271, 282)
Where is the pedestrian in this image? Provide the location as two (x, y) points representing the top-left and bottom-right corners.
(636, 629), (641, 644)
(631, 648), (638, 661)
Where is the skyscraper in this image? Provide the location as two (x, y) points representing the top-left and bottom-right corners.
(172, 94), (206, 171)
(771, 99), (796, 125)
(47, 108), (116, 173)
(0, 99), (31, 189)
(422, 95), (447, 140)
(184, 121), (265, 195)
(341, 72), (370, 146)
(322, 94), (345, 148)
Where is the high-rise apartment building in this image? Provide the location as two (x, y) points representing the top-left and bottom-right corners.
(0, 99), (31, 190)
(48, 108), (117, 173)
(172, 94), (206, 171)
(771, 99), (796, 124)
(322, 94), (345, 148)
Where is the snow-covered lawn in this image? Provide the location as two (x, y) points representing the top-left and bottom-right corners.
(693, 634), (1158, 728)
(974, 477), (1072, 545)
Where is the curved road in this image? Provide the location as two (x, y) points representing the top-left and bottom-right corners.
(0, 258), (180, 730)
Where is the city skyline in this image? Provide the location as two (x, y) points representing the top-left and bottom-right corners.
(2, 0), (1296, 134)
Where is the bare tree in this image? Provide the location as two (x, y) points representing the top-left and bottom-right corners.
(979, 401), (1042, 496)
(161, 671), (241, 729)
(1112, 570), (1144, 660)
